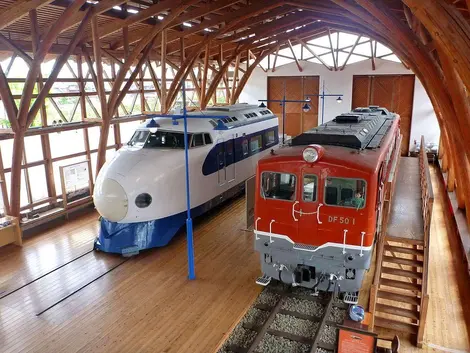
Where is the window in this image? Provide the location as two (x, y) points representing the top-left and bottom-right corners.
(204, 133), (212, 145)
(250, 135), (262, 152)
(242, 139), (249, 156)
(261, 172), (296, 201)
(143, 131), (191, 149)
(324, 177), (366, 209)
(193, 133), (204, 147)
(264, 130), (276, 146)
(303, 175), (318, 202)
(128, 130), (150, 147)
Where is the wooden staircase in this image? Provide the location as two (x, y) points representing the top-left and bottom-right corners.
(369, 136), (433, 348)
(372, 239), (426, 338)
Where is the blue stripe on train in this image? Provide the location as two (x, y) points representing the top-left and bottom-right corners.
(94, 181), (245, 254)
(202, 125), (279, 176)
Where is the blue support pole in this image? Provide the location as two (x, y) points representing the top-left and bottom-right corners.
(182, 81), (196, 280)
(282, 82), (286, 145)
(321, 80), (326, 125)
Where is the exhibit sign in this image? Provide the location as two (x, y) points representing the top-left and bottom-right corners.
(337, 326), (377, 353)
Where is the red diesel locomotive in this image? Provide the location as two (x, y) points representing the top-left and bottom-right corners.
(254, 106), (400, 300)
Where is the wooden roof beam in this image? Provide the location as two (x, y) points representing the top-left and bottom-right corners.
(82, 1), (174, 42)
(39, 0), (127, 38)
(287, 39), (303, 72)
(340, 35), (361, 70)
(297, 37), (332, 70)
(110, 0), (278, 50)
(168, 12), (310, 57)
(0, 0), (54, 31)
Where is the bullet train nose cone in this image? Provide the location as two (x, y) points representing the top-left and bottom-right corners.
(93, 178), (128, 222)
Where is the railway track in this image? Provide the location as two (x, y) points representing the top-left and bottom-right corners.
(0, 248), (131, 316)
(0, 249), (95, 300)
(221, 283), (348, 353)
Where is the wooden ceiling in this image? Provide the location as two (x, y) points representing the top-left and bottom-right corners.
(0, 0), (466, 63)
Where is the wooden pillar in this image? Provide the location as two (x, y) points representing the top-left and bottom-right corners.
(92, 16), (110, 174)
(200, 43), (210, 109)
(30, 9), (56, 202)
(77, 55), (94, 189)
(10, 131), (25, 217)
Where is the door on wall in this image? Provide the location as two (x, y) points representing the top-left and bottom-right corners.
(268, 76), (319, 139)
(352, 75), (415, 156)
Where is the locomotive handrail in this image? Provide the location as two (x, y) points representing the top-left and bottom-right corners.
(316, 203), (323, 224)
(292, 201), (299, 221)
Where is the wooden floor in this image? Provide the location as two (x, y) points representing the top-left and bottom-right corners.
(1, 167), (469, 352)
(0, 197), (262, 353)
(387, 157), (424, 244)
(360, 166), (470, 352)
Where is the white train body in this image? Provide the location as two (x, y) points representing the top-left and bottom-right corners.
(93, 104), (279, 254)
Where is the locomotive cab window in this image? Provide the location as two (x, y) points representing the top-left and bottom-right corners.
(261, 172), (296, 201)
(303, 175), (318, 202)
(128, 130), (150, 147)
(143, 131), (191, 149)
(192, 133), (204, 147)
(203, 133), (212, 145)
(324, 177), (366, 209)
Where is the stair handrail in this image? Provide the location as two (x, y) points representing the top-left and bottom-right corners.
(417, 135), (434, 347)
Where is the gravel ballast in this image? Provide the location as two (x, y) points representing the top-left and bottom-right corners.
(255, 334), (311, 353)
(217, 284), (346, 353)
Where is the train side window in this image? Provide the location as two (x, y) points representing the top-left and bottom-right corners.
(303, 175), (317, 202)
(261, 172), (296, 201)
(204, 133), (212, 145)
(193, 134), (204, 147)
(324, 177), (367, 209)
(250, 135), (262, 152)
(264, 130), (276, 146)
(242, 139), (249, 156)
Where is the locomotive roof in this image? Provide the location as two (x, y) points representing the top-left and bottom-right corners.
(142, 103), (276, 131)
(260, 145), (381, 174)
(291, 107), (397, 150)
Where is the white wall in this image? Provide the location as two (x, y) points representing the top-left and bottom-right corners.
(239, 59), (440, 148)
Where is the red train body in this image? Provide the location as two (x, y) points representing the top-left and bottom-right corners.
(254, 107), (401, 297)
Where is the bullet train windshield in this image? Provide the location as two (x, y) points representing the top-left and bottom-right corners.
(127, 129), (193, 149)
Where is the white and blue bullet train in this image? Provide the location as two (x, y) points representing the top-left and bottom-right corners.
(93, 104), (279, 254)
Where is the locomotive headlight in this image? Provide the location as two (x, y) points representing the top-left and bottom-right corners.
(135, 193), (152, 208)
(302, 144), (325, 163)
(303, 147), (319, 162)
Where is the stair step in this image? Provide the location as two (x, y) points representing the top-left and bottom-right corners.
(374, 316), (419, 334)
(384, 244), (424, 256)
(375, 303), (420, 320)
(381, 266), (422, 279)
(383, 255), (423, 267)
(380, 278), (422, 292)
(378, 290), (421, 306)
